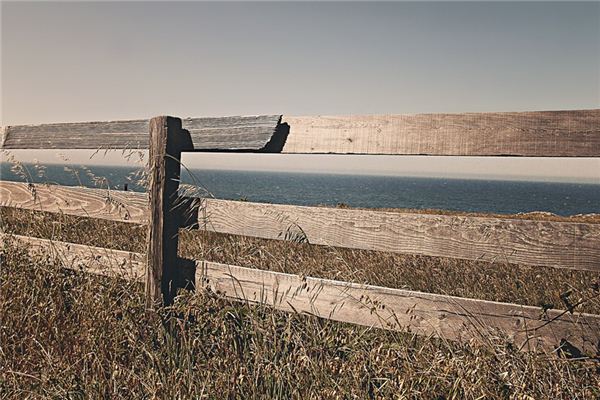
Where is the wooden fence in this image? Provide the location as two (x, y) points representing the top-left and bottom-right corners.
(1, 110), (599, 354)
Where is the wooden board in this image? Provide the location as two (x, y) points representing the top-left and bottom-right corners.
(145, 116), (186, 306)
(200, 199), (600, 272)
(0, 233), (145, 281)
(2, 182), (599, 271)
(281, 110), (600, 156)
(3, 232), (598, 353)
(199, 260), (600, 353)
(3, 110), (599, 156)
(1, 115), (282, 151)
(0, 181), (148, 224)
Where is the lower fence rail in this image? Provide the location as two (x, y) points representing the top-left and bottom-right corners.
(2, 233), (599, 354)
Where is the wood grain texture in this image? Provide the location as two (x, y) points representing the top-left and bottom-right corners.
(146, 116), (186, 307)
(1, 233), (145, 281)
(0, 181), (148, 223)
(2, 181), (598, 271)
(200, 199), (600, 272)
(4, 110), (600, 156)
(1, 115), (281, 151)
(2, 231), (598, 352)
(199, 260), (600, 353)
(281, 110), (600, 156)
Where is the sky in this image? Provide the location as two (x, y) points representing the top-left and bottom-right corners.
(1, 1), (599, 183)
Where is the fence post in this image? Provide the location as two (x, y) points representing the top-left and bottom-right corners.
(145, 116), (185, 308)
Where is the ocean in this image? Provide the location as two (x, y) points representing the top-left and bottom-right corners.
(1, 162), (599, 216)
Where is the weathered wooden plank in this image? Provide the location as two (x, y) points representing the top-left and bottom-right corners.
(146, 116), (187, 307)
(199, 260), (600, 353)
(0, 181), (148, 223)
(1, 120), (149, 150)
(2, 232), (598, 352)
(281, 110), (600, 156)
(2, 181), (599, 271)
(1, 115), (282, 151)
(182, 115), (285, 151)
(4, 110), (600, 156)
(200, 199), (600, 272)
(0, 233), (145, 281)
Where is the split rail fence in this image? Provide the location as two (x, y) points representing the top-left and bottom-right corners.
(1, 110), (600, 354)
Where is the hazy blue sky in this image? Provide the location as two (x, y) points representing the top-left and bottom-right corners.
(1, 1), (599, 182)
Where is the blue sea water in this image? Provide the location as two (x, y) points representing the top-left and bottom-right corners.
(1, 162), (599, 216)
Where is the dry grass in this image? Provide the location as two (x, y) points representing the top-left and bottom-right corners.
(3, 207), (600, 315)
(1, 206), (600, 398)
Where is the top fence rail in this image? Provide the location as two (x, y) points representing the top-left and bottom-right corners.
(2, 109), (599, 157)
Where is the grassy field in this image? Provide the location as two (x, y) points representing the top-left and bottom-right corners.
(1, 207), (600, 398)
